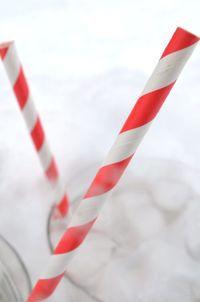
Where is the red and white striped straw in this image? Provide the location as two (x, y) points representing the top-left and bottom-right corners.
(27, 27), (199, 301)
(0, 41), (70, 218)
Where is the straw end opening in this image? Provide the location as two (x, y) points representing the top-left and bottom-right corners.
(0, 41), (14, 59)
(0, 40), (14, 49)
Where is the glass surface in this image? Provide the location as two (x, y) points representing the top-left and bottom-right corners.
(0, 234), (31, 301)
(47, 158), (197, 302)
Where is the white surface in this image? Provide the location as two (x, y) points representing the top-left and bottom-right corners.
(0, 0), (199, 301)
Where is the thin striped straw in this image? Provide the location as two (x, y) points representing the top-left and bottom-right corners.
(0, 41), (70, 218)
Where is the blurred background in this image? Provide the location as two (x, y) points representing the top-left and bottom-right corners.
(0, 0), (199, 301)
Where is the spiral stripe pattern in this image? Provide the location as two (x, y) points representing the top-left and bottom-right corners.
(27, 27), (199, 301)
(0, 41), (70, 217)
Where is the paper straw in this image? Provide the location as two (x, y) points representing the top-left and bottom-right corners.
(27, 27), (199, 301)
(0, 41), (70, 218)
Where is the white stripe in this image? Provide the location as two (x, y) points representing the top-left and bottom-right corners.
(141, 43), (198, 96)
(38, 139), (52, 172)
(22, 94), (38, 132)
(3, 43), (21, 86)
(103, 122), (151, 166)
(52, 180), (66, 202)
(70, 191), (109, 227)
(40, 250), (76, 279)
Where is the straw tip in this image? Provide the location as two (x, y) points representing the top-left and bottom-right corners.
(176, 27), (200, 40)
(160, 27), (199, 59)
(0, 40), (14, 49)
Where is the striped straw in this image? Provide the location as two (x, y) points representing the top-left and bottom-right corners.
(0, 41), (70, 218)
(27, 27), (199, 301)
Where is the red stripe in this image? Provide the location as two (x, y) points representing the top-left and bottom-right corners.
(54, 219), (96, 254)
(57, 193), (69, 217)
(31, 116), (45, 151)
(27, 273), (64, 302)
(13, 66), (29, 109)
(161, 27), (199, 59)
(120, 82), (175, 133)
(45, 157), (59, 181)
(84, 155), (133, 199)
(0, 47), (8, 60)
